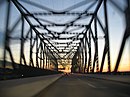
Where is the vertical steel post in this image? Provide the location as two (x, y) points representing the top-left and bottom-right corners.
(46, 56), (49, 69)
(92, 15), (99, 73)
(81, 41), (84, 72)
(20, 16), (24, 65)
(21, 16), (27, 66)
(3, 0), (16, 70)
(82, 38), (85, 73)
(3, 0), (11, 68)
(16, 15), (26, 66)
(43, 43), (45, 69)
(104, 0), (111, 72)
(95, 15), (99, 72)
(87, 30), (92, 73)
(100, 0), (111, 73)
(29, 28), (34, 67)
(40, 42), (42, 68)
(48, 58), (50, 69)
(56, 59), (58, 71)
(36, 34), (39, 68)
(46, 50), (48, 69)
(78, 44), (81, 72)
(84, 35), (88, 73)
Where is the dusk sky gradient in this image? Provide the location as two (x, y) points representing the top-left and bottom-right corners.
(0, 0), (130, 72)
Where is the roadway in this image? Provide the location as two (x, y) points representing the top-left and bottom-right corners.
(35, 74), (130, 97)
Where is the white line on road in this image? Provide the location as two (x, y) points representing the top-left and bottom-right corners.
(77, 78), (107, 89)
(77, 78), (96, 88)
(87, 83), (96, 88)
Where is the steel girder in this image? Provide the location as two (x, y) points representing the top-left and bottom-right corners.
(1, 0), (129, 73)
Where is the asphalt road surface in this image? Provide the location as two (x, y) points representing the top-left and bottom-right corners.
(35, 74), (130, 97)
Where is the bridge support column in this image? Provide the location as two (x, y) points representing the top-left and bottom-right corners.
(87, 30), (92, 73)
(100, 0), (111, 73)
(92, 15), (99, 73)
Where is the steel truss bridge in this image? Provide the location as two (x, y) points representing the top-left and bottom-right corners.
(0, 0), (130, 78)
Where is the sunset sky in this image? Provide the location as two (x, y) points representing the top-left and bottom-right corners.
(0, 0), (130, 72)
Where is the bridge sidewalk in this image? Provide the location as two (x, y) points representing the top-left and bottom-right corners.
(0, 74), (63, 97)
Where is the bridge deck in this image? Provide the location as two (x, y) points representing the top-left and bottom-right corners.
(0, 74), (130, 97)
(35, 74), (130, 97)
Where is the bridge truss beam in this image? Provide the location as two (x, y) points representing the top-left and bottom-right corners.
(1, 0), (129, 75)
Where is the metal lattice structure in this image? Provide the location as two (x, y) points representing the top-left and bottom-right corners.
(1, 0), (130, 75)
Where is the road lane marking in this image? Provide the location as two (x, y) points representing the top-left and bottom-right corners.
(77, 78), (107, 89)
(77, 78), (96, 88)
(87, 83), (96, 88)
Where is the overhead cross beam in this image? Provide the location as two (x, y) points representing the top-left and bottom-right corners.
(2, 0), (128, 74)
